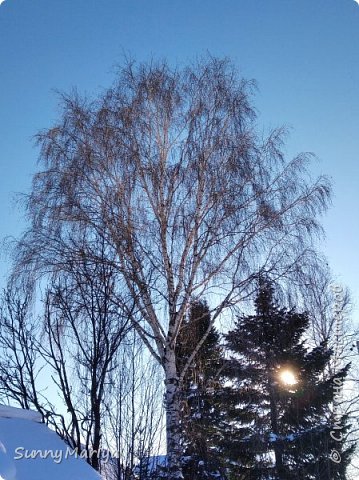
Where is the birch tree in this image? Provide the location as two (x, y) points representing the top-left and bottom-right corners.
(13, 57), (331, 478)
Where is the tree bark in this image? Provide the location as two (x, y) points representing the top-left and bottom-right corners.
(164, 347), (183, 479)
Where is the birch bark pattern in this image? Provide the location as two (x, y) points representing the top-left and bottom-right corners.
(164, 348), (183, 479)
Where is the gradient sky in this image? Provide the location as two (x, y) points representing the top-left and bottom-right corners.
(0, 0), (358, 315)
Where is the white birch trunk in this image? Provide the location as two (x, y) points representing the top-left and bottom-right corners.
(164, 347), (184, 479)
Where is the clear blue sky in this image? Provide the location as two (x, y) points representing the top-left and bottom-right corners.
(0, 0), (358, 315)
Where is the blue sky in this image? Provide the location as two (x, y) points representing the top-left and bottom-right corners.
(0, 0), (358, 315)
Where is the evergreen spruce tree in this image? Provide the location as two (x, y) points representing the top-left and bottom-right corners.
(176, 300), (226, 480)
(221, 279), (354, 480)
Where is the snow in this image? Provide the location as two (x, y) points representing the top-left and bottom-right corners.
(268, 432), (296, 443)
(0, 408), (101, 480)
(268, 433), (277, 442)
(0, 406), (42, 423)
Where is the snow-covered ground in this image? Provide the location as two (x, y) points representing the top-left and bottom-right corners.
(0, 405), (42, 423)
(0, 405), (101, 480)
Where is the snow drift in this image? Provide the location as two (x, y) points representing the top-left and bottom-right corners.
(0, 405), (100, 480)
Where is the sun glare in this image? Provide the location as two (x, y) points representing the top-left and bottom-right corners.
(279, 369), (297, 386)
